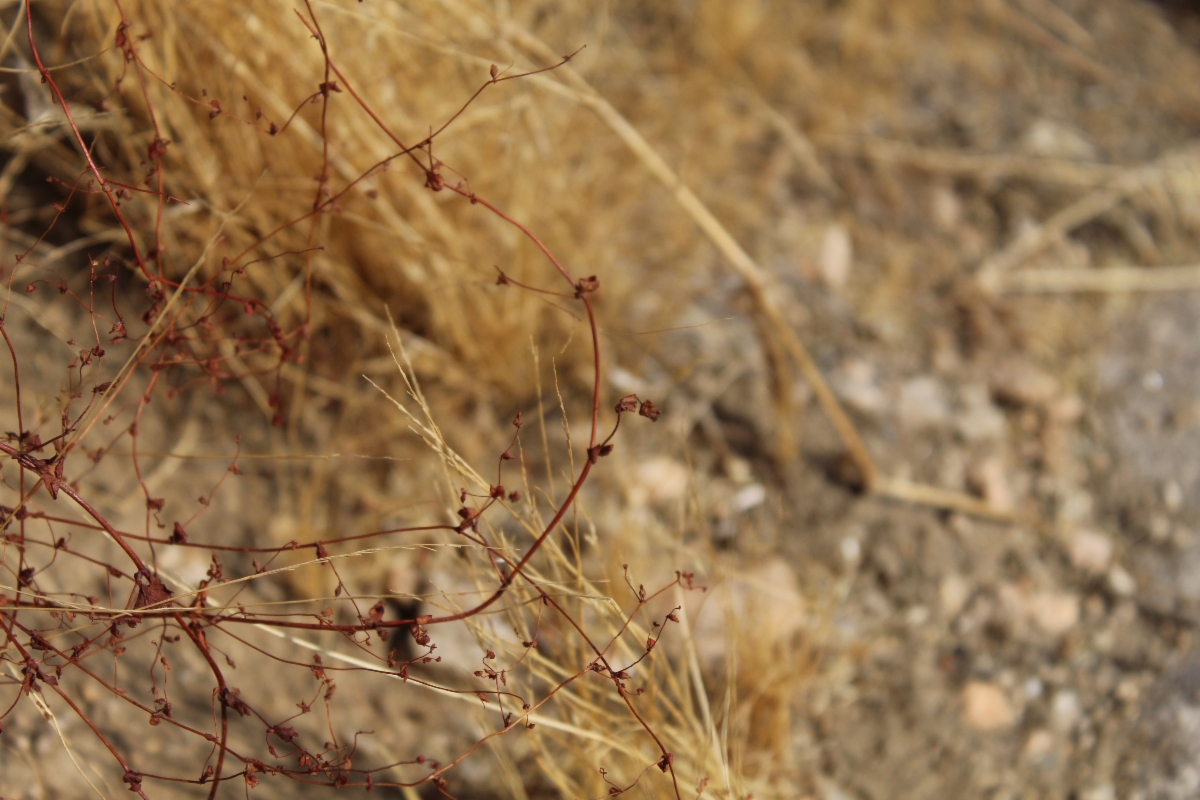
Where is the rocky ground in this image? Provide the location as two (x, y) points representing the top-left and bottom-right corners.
(5, 1), (1200, 799)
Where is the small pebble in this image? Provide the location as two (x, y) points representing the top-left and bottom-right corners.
(962, 681), (1016, 731)
(731, 484), (766, 513)
(1165, 480), (1184, 513)
(1115, 677), (1140, 703)
(1048, 394), (1084, 424)
(1051, 690), (1082, 732)
(1107, 566), (1137, 597)
(834, 359), (887, 415)
(1070, 530), (1115, 574)
(725, 456), (752, 484)
(1023, 729), (1054, 762)
(1150, 514), (1172, 542)
(1021, 119), (1099, 160)
(629, 456), (690, 507)
(931, 185), (962, 231)
(1082, 784), (1116, 800)
(990, 358), (1060, 407)
(906, 605), (930, 626)
(955, 384), (1007, 443)
(898, 376), (950, 430)
(967, 457), (1014, 510)
(819, 223), (852, 290)
(940, 575), (970, 618)
(840, 536), (862, 565)
(1031, 591), (1080, 635)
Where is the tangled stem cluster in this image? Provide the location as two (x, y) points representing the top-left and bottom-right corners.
(0, 2), (693, 797)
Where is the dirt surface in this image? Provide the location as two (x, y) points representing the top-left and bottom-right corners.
(654, 2), (1200, 798)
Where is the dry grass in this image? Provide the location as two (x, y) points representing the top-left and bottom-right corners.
(2, 0), (822, 796)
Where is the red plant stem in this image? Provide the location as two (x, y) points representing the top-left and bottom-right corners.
(178, 611), (231, 800)
(0, 613), (147, 797)
(289, 3), (609, 620)
(3, 613), (267, 780)
(0, 5), (686, 796)
(0, 323), (28, 630)
(58, 480), (149, 574)
(23, 4), (150, 280)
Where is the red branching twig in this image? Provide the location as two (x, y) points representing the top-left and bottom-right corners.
(0, 4), (691, 797)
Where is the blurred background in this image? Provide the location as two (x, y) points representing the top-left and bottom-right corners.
(3, 0), (1200, 798)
